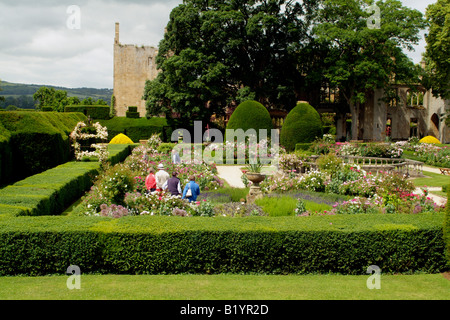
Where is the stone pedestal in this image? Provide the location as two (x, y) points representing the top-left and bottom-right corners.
(245, 173), (266, 204)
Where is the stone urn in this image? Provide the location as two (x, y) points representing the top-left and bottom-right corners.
(245, 172), (266, 203)
(245, 172), (266, 186)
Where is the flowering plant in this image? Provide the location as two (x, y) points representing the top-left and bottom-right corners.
(70, 121), (109, 162)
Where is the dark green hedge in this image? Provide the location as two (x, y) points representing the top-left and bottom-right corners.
(98, 117), (173, 143)
(0, 214), (446, 276)
(0, 144), (132, 217)
(126, 111), (140, 119)
(0, 161), (100, 217)
(226, 100), (273, 140)
(295, 143), (313, 152)
(280, 103), (323, 151)
(64, 105), (111, 120)
(0, 112), (87, 184)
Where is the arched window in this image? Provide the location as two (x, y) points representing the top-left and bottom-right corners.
(406, 89), (425, 108)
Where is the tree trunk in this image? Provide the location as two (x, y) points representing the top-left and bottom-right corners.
(350, 100), (360, 141)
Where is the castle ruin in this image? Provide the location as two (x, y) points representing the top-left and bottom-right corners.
(113, 22), (159, 117)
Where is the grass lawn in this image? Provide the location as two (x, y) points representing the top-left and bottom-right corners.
(412, 171), (450, 188)
(0, 273), (448, 300)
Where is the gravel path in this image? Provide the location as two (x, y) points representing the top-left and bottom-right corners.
(216, 166), (246, 188)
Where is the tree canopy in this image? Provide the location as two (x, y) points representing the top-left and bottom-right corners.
(144, 0), (428, 139)
(33, 87), (107, 112)
(143, 0), (320, 127)
(422, 0), (450, 100)
(313, 0), (426, 140)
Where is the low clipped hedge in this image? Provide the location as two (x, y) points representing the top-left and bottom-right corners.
(64, 105), (111, 120)
(0, 144), (133, 217)
(0, 214), (446, 276)
(0, 161), (100, 217)
(98, 117), (173, 143)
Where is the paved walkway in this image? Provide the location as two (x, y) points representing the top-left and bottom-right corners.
(414, 166), (448, 206)
(216, 166), (246, 188)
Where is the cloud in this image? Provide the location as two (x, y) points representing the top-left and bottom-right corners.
(0, 0), (436, 88)
(0, 0), (182, 88)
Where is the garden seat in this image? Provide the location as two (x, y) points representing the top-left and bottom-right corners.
(439, 168), (450, 175)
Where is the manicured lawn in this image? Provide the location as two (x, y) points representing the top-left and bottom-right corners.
(412, 171), (450, 188)
(0, 273), (448, 300)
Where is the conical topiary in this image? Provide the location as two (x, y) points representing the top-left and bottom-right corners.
(225, 100), (273, 140)
(280, 102), (323, 151)
(109, 133), (134, 144)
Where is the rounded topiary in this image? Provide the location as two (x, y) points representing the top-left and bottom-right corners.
(226, 100), (273, 140)
(419, 135), (440, 144)
(109, 133), (134, 144)
(280, 102), (323, 151)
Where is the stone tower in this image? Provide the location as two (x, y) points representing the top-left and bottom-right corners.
(113, 22), (159, 117)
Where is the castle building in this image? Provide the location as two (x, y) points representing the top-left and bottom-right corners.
(113, 22), (159, 117)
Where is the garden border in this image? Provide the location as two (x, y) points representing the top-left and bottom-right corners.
(0, 214), (446, 276)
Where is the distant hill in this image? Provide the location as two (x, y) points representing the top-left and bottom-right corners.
(0, 80), (113, 108)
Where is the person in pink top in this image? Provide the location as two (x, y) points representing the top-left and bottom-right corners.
(145, 167), (156, 193)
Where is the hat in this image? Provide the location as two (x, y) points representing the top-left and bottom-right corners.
(157, 163), (165, 169)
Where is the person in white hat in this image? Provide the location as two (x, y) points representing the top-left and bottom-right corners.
(155, 163), (170, 191)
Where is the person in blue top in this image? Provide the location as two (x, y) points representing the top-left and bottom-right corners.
(182, 175), (200, 202)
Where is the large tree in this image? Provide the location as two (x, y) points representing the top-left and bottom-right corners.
(143, 0), (319, 127)
(313, 0), (426, 140)
(422, 0), (450, 100)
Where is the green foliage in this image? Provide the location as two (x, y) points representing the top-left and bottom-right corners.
(226, 100), (273, 140)
(295, 143), (313, 152)
(0, 214), (446, 276)
(98, 117), (172, 143)
(0, 144), (131, 217)
(64, 105), (111, 120)
(316, 153), (343, 175)
(313, 0), (426, 140)
(422, 0), (450, 99)
(445, 186), (450, 268)
(0, 112), (87, 184)
(144, 0), (319, 125)
(0, 161), (100, 217)
(280, 102), (323, 151)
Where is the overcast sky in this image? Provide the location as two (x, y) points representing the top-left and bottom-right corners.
(0, 0), (437, 89)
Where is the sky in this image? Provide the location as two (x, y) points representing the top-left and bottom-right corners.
(0, 0), (437, 89)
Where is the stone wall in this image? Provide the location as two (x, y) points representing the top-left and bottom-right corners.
(113, 23), (159, 117)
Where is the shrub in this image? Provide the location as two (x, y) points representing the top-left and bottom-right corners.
(0, 214), (446, 275)
(316, 153), (343, 175)
(0, 161), (100, 216)
(226, 100), (273, 140)
(109, 133), (134, 144)
(98, 117), (171, 142)
(419, 136), (441, 144)
(64, 105), (111, 120)
(280, 102), (323, 151)
(0, 111), (87, 184)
